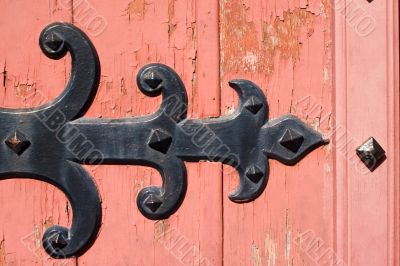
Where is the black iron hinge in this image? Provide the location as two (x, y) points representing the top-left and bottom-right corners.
(0, 23), (328, 258)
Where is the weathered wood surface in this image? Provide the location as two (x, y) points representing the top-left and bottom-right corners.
(0, 0), (398, 265)
(220, 1), (334, 265)
(334, 0), (399, 265)
(0, 1), (222, 265)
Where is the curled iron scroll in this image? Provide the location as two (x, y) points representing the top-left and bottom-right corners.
(0, 23), (328, 258)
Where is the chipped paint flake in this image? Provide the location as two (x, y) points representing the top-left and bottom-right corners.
(42, 216), (54, 231)
(264, 234), (277, 266)
(285, 210), (291, 266)
(0, 237), (5, 266)
(154, 219), (170, 239)
(125, 0), (145, 21)
(244, 52), (258, 72)
(168, 0), (177, 36)
(251, 242), (262, 266)
(14, 82), (36, 98)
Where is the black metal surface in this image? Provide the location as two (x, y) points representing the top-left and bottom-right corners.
(356, 137), (386, 171)
(0, 23), (101, 259)
(0, 22), (328, 258)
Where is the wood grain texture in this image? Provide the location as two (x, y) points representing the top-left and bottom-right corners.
(0, 0), (222, 265)
(220, 0), (334, 265)
(334, 0), (399, 265)
(76, 0), (222, 264)
(0, 1), (75, 265)
(0, 0), (399, 265)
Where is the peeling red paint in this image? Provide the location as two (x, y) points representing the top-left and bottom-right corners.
(168, 0), (176, 36)
(220, 0), (329, 76)
(250, 243), (262, 266)
(221, 1), (334, 265)
(42, 216), (54, 231)
(154, 219), (170, 239)
(125, 0), (145, 21)
(14, 82), (36, 98)
(0, 237), (5, 266)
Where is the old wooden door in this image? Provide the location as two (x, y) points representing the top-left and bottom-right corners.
(0, 0), (398, 265)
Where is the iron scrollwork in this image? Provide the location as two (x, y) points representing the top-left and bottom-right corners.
(0, 23), (328, 258)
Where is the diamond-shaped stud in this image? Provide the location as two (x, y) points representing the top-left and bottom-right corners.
(244, 96), (263, 114)
(144, 194), (162, 212)
(279, 128), (304, 153)
(245, 165), (264, 183)
(148, 129), (173, 154)
(44, 33), (64, 51)
(144, 71), (162, 89)
(5, 130), (31, 155)
(50, 232), (68, 250)
(356, 137), (386, 170)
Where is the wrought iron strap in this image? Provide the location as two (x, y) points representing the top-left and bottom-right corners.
(0, 23), (328, 258)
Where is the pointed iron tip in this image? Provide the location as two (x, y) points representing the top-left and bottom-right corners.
(322, 137), (330, 144)
(228, 80), (239, 87)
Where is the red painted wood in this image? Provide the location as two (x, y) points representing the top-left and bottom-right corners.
(0, 0), (223, 265)
(75, 1), (222, 265)
(0, 1), (75, 265)
(0, 0), (398, 265)
(220, 0), (334, 265)
(334, 0), (399, 264)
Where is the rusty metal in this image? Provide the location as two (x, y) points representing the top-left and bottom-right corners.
(0, 23), (328, 258)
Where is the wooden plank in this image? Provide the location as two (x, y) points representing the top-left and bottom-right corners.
(74, 0), (223, 265)
(220, 0), (334, 265)
(0, 0), (222, 265)
(334, 0), (400, 264)
(0, 1), (76, 265)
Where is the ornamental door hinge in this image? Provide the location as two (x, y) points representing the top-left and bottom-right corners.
(0, 23), (328, 258)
